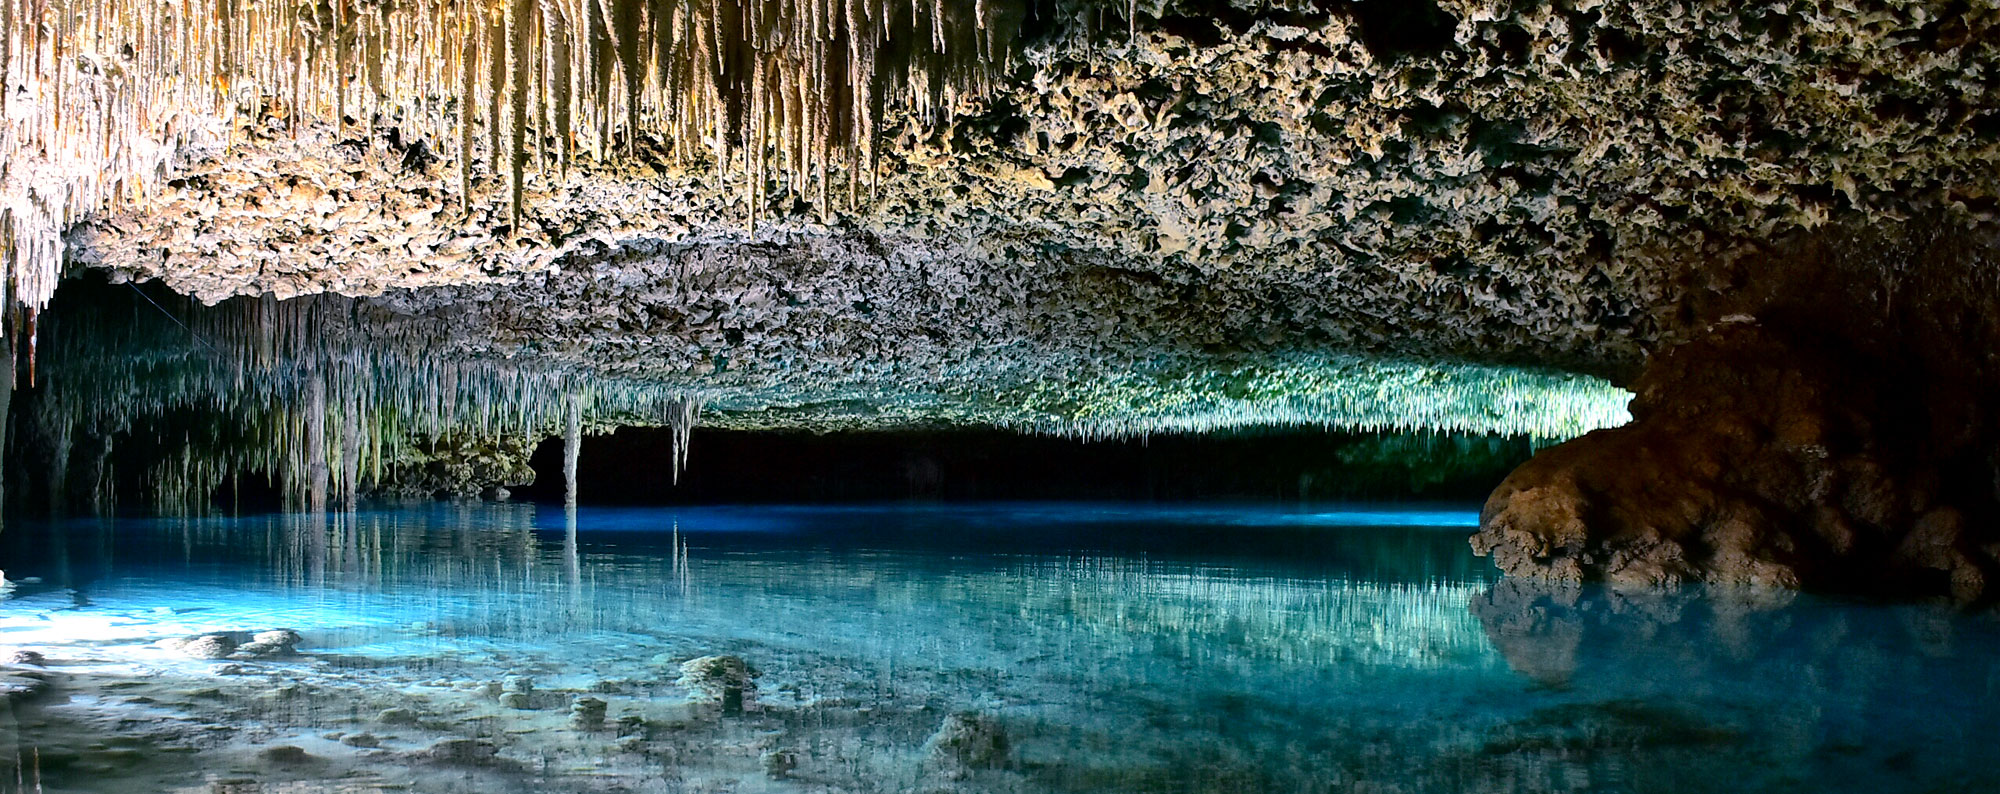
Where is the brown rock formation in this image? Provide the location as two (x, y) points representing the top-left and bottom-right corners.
(1473, 225), (2000, 599)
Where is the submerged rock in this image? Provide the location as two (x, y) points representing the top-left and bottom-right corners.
(163, 629), (302, 661)
(376, 707), (418, 725)
(164, 634), (239, 660)
(676, 655), (757, 715)
(6, 650), (45, 666)
(0, 672), (50, 704)
(763, 749), (799, 779)
(493, 675), (537, 708)
(259, 745), (313, 765)
(614, 714), (648, 737)
(570, 696), (608, 730)
(925, 712), (1009, 771)
(422, 738), (500, 766)
(233, 629), (304, 659)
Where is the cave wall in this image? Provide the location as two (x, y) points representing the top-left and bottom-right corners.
(1473, 223), (2000, 599)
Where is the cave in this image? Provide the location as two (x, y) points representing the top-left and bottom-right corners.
(1, 1), (1998, 791)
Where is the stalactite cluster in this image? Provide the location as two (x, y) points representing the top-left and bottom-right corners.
(665, 394), (697, 483)
(24, 286), (704, 512)
(1, 0), (1029, 315)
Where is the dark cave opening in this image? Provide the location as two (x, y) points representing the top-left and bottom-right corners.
(511, 427), (1533, 506)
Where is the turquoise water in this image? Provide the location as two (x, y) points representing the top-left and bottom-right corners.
(3, 503), (1999, 793)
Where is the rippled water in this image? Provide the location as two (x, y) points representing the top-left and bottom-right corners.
(2, 503), (1999, 793)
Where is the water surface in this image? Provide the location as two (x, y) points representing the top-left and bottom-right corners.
(2, 503), (1997, 792)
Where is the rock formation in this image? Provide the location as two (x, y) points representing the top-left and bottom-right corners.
(51, 0), (2000, 382)
(0, 0), (1996, 596)
(1474, 224), (2000, 599)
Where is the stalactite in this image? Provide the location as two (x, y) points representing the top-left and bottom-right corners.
(487, 10), (506, 181)
(563, 389), (581, 506)
(43, 413), (70, 514)
(544, 0), (571, 175)
(306, 371), (328, 512)
(666, 395), (698, 484)
(86, 432), (112, 514)
(586, 0), (611, 157)
(459, 11), (479, 213)
(610, 0), (641, 156)
(333, 0), (346, 134)
(33, 299), (708, 513)
(534, 0), (550, 175)
(341, 386), (361, 510)
(1, 0), (1029, 319)
(509, 0), (533, 231)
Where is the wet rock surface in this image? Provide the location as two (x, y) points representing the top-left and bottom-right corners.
(162, 630), (306, 661)
(926, 711), (1011, 772)
(1474, 227), (2000, 598)
(0, 670), (51, 704)
(163, 634), (239, 660)
(373, 437), (540, 500)
(233, 630), (304, 660)
(676, 655), (758, 715)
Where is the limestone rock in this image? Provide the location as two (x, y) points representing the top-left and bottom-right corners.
(259, 745), (312, 765)
(925, 712), (1009, 771)
(763, 749), (799, 779)
(676, 655), (757, 714)
(569, 696), (608, 730)
(72, 0), (2000, 395)
(164, 634), (239, 660)
(0, 672), (50, 704)
(232, 629), (303, 659)
(421, 739), (500, 766)
(376, 707), (418, 725)
(1475, 233), (2000, 600)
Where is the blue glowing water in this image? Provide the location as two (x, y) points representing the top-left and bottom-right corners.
(4, 503), (2000, 792)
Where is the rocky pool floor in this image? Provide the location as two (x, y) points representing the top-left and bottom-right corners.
(3, 503), (2000, 793)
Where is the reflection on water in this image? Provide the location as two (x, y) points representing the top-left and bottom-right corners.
(2, 504), (1999, 792)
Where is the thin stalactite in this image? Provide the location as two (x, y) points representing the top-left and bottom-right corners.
(509, 0), (533, 231)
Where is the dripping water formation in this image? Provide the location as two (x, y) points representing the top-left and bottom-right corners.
(1, 0), (1040, 311)
(3, 1), (2000, 793)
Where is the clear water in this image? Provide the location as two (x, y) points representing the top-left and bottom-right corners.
(2, 503), (1999, 793)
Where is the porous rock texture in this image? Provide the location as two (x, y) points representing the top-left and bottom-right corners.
(75, 0), (2000, 385)
(1473, 227), (2000, 599)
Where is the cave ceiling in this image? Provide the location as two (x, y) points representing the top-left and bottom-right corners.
(6, 0), (1994, 430)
